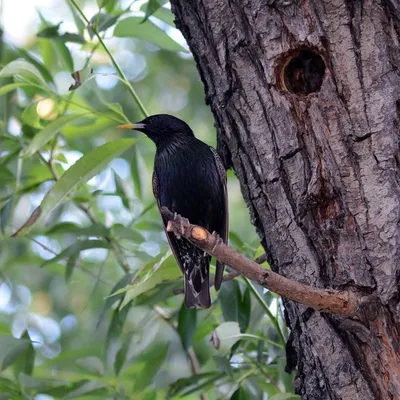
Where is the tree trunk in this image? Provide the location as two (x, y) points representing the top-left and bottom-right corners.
(170, 1), (400, 399)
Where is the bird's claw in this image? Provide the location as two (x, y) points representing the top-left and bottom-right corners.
(211, 231), (223, 251)
(211, 231), (221, 242)
(172, 212), (188, 237)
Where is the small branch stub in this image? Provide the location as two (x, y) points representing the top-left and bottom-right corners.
(191, 226), (208, 241)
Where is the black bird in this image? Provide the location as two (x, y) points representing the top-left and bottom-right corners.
(118, 114), (228, 308)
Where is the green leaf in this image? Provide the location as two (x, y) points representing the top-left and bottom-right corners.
(37, 23), (62, 38)
(238, 286), (251, 333)
(253, 244), (269, 268)
(214, 355), (233, 376)
(106, 304), (131, 357)
(210, 322), (241, 353)
(13, 331), (35, 377)
(0, 145), (21, 167)
(18, 47), (55, 84)
(133, 344), (169, 392)
(0, 60), (48, 86)
(168, 372), (222, 398)
(114, 335), (131, 376)
(97, 273), (134, 329)
(62, 116), (113, 139)
(41, 239), (110, 268)
(131, 146), (145, 200)
(220, 281), (251, 333)
(257, 381), (281, 396)
(18, 373), (69, 391)
(0, 82), (33, 96)
(0, 197), (14, 234)
(38, 38), (54, 71)
(193, 316), (217, 343)
(257, 340), (265, 363)
(0, 377), (20, 399)
(53, 41), (74, 72)
(104, 0), (116, 12)
(46, 222), (109, 237)
(37, 24), (85, 44)
(219, 280), (239, 323)
(112, 225), (145, 242)
(114, 17), (188, 52)
(58, 33), (85, 44)
(120, 253), (181, 307)
(177, 304), (197, 351)
(141, 0), (168, 23)
(135, 280), (180, 306)
(65, 253), (79, 282)
(104, 102), (130, 123)
(96, 0), (112, 8)
(113, 170), (131, 210)
(231, 387), (252, 400)
(0, 165), (14, 181)
(0, 335), (31, 371)
(65, 380), (106, 398)
(139, 4), (175, 26)
(21, 102), (43, 129)
(134, 220), (162, 231)
(142, 389), (157, 400)
(67, 2), (85, 34)
(88, 13), (118, 38)
(270, 394), (300, 400)
(13, 138), (138, 236)
(152, 7), (176, 26)
(229, 231), (250, 252)
(76, 356), (104, 376)
(22, 114), (86, 158)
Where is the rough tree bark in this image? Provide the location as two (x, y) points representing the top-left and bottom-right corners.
(170, 1), (400, 399)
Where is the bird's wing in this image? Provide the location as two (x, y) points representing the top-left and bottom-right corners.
(152, 171), (185, 275)
(210, 147), (228, 291)
(153, 170), (211, 308)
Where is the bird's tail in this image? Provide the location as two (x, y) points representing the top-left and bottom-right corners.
(184, 254), (211, 309)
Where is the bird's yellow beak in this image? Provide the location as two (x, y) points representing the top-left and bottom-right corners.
(117, 123), (145, 130)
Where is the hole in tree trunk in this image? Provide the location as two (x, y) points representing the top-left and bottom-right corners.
(279, 49), (326, 95)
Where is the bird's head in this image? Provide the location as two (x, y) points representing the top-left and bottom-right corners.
(118, 114), (194, 146)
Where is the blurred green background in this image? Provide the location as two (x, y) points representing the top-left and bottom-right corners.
(0, 0), (296, 399)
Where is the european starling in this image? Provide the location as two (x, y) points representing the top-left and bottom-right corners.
(118, 114), (228, 308)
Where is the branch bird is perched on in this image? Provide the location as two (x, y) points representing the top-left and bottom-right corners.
(118, 114), (228, 308)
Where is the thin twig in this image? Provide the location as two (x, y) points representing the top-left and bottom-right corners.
(254, 253), (268, 265)
(187, 348), (209, 400)
(161, 208), (372, 319)
(69, 0), (149, 117)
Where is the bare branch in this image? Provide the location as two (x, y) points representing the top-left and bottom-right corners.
(161, 207), (371, 318)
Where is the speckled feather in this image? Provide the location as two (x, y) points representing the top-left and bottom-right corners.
(137, 114), (228, 309)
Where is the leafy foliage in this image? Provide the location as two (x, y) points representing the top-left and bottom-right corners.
(0, 0), (295, 398)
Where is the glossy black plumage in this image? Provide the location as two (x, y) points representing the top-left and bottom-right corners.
(131, 114), (228, 308)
